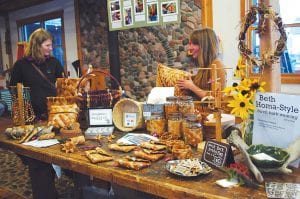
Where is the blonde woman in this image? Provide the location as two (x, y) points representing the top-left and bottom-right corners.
(10, 28), (64, 120)
(10, 28), (64, 199)
(177, 28), (226, 99)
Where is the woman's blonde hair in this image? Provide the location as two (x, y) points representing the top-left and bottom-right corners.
(24, 28), (53, 63)
(190, 28), (220, 90)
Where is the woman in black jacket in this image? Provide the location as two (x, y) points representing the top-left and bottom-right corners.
(10, 28), (64, 199)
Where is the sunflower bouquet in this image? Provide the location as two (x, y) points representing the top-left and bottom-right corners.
(223, 56), (266, 121)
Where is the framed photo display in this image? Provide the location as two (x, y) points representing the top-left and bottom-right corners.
(108, 0), (180, 31)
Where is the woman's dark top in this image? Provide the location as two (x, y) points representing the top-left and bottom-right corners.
(10, 57), (64, 118)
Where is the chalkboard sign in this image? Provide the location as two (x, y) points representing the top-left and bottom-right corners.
(201, 140), (234, 168)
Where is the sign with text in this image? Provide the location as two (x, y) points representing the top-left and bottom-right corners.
(253, 92), (300, 166)
(143, 104), (164, 120)
(201, 140), (234, 168)
(88, 108), (113, 126)
(108, 0), (180, 31)
(123, 112), (137, 127)
(265, 182), (300, 199)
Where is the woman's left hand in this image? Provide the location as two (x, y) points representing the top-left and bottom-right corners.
(176, 76), (195, 90)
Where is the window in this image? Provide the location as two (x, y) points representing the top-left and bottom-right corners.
(16, 11), (65, 69)
(242, 0), (300, 83)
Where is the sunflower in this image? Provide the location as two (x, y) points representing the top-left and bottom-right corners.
(239, 78), (252, 88)
(227, 93), (255, 120)
(249, 79), (266, 93)
(234, 56), (247, 79)
(223, 82), (239, 95)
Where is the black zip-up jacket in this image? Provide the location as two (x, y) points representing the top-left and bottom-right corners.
(10, 57), (64, 118)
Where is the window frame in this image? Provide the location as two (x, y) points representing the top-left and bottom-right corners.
(16, 10), (67, 73)
(241, 0), (300, 84)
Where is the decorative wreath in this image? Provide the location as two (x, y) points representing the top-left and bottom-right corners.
(238, 4), (287, 71)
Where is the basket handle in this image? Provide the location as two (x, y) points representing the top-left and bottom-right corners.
(76, 69), (121, 95)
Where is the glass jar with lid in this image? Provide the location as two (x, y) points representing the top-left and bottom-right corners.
(184, 117), (203, 147)
(164, 96), (178, 119)
(147, 112), (166, 136)
(182, 113), (197, 138)
(167, 112), (182, 139)
(178, 96), (195, 115)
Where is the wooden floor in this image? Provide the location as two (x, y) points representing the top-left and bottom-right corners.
(0, 187), (26, 199)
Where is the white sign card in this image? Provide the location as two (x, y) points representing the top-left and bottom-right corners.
(88, 108), (113, 126)
(265, 182), (300, 199)
(253, 92), (300, 166)
(123, 112), (137, 127)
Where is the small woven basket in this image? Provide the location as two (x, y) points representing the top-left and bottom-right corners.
(112, 98), (145, 132)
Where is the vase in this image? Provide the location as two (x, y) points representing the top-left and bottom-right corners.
(243, 115), (254, 146)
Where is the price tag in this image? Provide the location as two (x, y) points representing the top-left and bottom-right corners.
(123, 112), (137, 127)
(201, 140), (234, 168)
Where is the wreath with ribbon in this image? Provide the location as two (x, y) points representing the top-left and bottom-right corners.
(238, 4), (287, 72)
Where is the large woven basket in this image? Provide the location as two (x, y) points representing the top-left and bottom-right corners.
(76, 69), (122, 109)
(112, 98), (145, 132)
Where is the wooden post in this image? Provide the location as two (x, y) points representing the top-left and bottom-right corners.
(211, 64), (222, 142)
(260, 0), (281, 92)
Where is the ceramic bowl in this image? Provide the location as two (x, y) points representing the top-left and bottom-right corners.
(247, 144), (289, 168)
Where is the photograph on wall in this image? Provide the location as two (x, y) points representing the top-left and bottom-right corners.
(135, 0), (144, 13)
(161, 1), (178, 22)
(110, 0), (120, 11)
(147, 2), (159, 23)
(110, 0), (122, 29)
(112, 11), (121, 21)
(124, 7), (133, 26)
(134, 0), (145, 22)
(161, 1), (176, 15)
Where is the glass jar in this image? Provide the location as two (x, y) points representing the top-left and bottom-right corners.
(167, 112), (182, 139)
(178, 96), (195, 115)
(147, 112), (166, 136)
(164, 96), (178, 119)
(184, 117), (203, 147)
(182, 113), (197, 138)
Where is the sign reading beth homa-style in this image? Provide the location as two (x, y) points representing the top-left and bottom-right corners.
(253, 92), (300, 166)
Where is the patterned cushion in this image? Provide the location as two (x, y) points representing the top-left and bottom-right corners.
(156, 63), (189, 96)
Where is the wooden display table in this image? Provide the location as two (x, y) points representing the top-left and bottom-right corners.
(0, 118), (299, 199)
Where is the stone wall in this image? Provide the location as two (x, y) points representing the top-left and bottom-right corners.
(78, 0), (201, 101)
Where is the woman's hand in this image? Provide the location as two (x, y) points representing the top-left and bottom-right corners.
(177, 76), (207, 98)
(176, 76), (195, 90)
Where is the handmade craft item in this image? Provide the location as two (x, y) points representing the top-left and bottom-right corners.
(139, 141), (166, 151)
(156, 63), (190, 96)
(76, 69), (122, 108)
(116, 156), (151, 170)
(133, 149), (165, 162)
(85, 147), (113, 163)
(56, 78), (81, 96)
(48, 104), (79, 128)
(108, 143), (136, 153)
(10, 83), (35, 125)
(238, 4), (287, 73)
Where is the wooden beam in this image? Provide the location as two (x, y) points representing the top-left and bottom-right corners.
(200, 0), (213, 28)
(260, 0), (281, 92)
